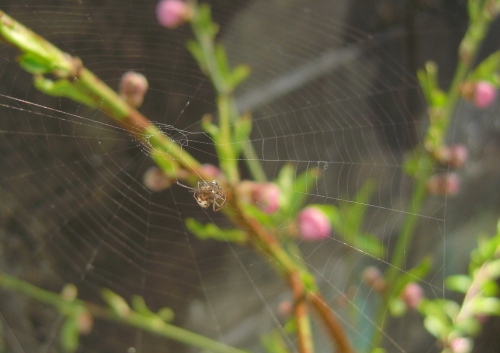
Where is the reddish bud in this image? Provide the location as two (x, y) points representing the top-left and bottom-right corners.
(200, 164), (223, 181)
(278, 300), (293, 318)
(449, 337), (472, 353)
(298, 207), (331, 241)
(143, 166), (172, 191)
(434, 145), (468, 169)
(474, 81), (496, 108)
(252, 182), (280, 214)
(156, 0), (192, 28)
(361, 266), (387, 293)
(77, 310), (94, 335)
(119, 71), (149, 108)
(401, 282), (423, 310)
(426, 173), (460, 196)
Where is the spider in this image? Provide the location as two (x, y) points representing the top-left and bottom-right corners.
(176, 180), (227, 212)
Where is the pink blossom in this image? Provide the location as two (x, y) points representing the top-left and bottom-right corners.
(474, 81), (496, 108)
(426, 173), (460, 196)
(119, 71), (149, 108)
(200, 164), (223, 180)
(252, 182), (280, 214)
(298, 207), (331, 241)
(401, 282), (423, 310)
(156, 0), (192, 28)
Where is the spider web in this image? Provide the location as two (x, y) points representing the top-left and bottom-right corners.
(1, 1), (500, 353)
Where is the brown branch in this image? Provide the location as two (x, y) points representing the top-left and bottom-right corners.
(308, 292), (354, 353)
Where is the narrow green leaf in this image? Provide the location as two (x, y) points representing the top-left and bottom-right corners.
(275, 164), (295, 212)
(423, 315), (447, 338)
(230, 64), (251, 88)
(33, 76), (97, 107)
(19, 53), (52, 74)
(214, 44), (231, 85)
(446, 275), (472, 293)
(469, 297), (500, 315)
(186, 40), (207, 73)
(287, 168), (320, 215)
(261, 330), (291, 353)
(100, 289), (131, 317)
(232, 113), (252, 159)
(388, 297), (407, 317)
(60, 318), (79, 352)
(201, 114), (219, 138)
(185, 218), (247, 243)
(470, 51), (500, 85)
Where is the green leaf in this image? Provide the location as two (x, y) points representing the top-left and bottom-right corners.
(446, 275), (472, 293)
(60, 318), (79, 352)
(469, 297), (500, 316)
(423, 315), (447, 338)
(19, 53), (53, 74)
(286, 168), (320, 216)
(186, 40), (207, 73)
(454, 317), (482, 336)
(33, 76), (97, 107)
(230, 64), (251, 88)
(470, 51), (500, 86)
(101, 289), (131, 317)
(201, 114), (220, 138)
(214, 44), (230, 82)
(417, 61), (447, 107)
(156, 307), (175, 322)
(480, 279), (499, 297)
(261, 330), (291, 353)
(185, 218), (247, 243)
(392, 257), (432, 297)
(131, 295), (154, 317)
(275, 164), (295, 212)
(232, 112), (252, 159)
(388, 297), (407, 317)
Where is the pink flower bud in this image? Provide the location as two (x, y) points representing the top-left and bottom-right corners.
(77, 310), (94, 335)
(156, 0), (192, 28)
(278, 300), (293, 318)
(119, 71), (149, 108)
(426, 173), (460, 196)
(474, 81), (496, 108)
(200, 164), (223, 180)
(298, 207), (331, 241)
(143, 166), (172, 191)
(434, 145), (468, 169)
(449, 337), (472, 353)
(361, 266), (387, 293)
(252, 182), (280, 214)
(401, 282), (423, 310)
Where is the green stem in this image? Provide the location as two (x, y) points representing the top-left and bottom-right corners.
(190, 3), (267, 182)
(0, 273), (246, 353)
(371, 1), (497, 349)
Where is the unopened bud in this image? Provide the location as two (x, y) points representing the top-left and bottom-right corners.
(119, 71), (149, 108)
(433, 145), (468, 169)
(461, 81), (496, 108)
(401, 282), (423, 310)
(77, 310), (93, 335)
(298, 207), (331, 241)
(361, 266), (386, 293)
(252, 182), (280, 214)
(426, 173), (460, 196)
(200, 164), (224, 181)
(449, 337), (472, 353)
(143, 166), (172, 191)
(156, 0), (193, 28)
